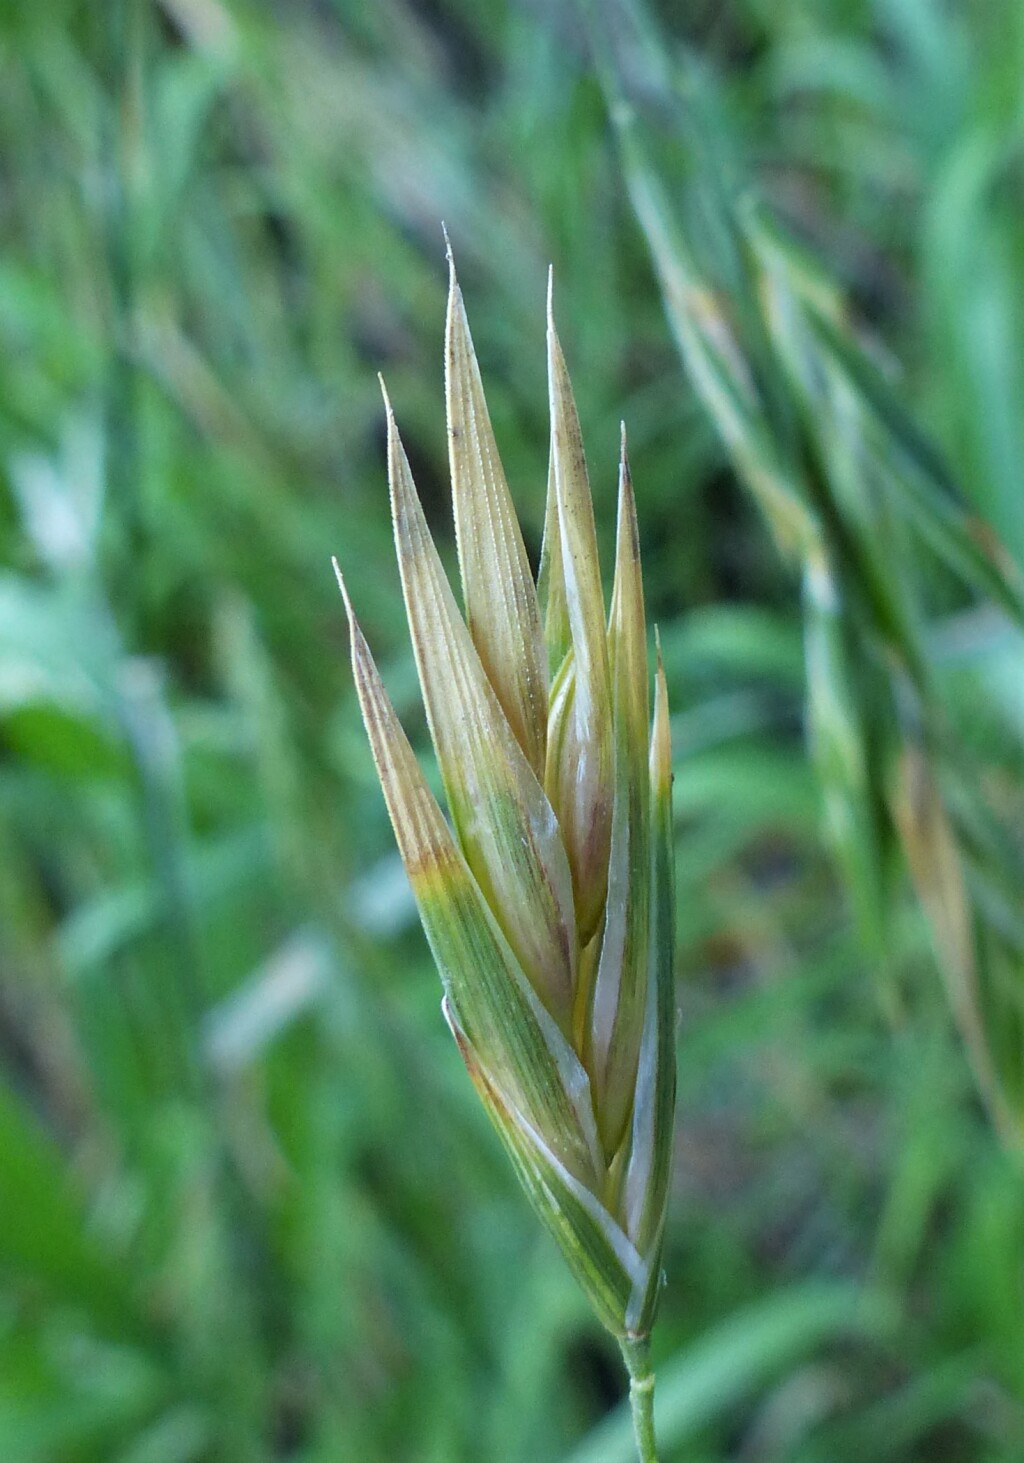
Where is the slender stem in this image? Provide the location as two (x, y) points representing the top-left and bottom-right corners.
(619, 1335), (660, 1463)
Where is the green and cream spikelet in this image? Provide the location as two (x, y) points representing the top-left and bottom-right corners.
(335, 250), (676, 1420)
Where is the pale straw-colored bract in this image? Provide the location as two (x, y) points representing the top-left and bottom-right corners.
(334, 247), (676, 1369)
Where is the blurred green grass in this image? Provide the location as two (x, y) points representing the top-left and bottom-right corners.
(1, 1), (1023, 1460)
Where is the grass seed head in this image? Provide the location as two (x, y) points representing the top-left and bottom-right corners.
(337, 253), (676, 1339)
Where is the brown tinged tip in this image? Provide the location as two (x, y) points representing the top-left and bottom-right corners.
(332, 555), (354, 627)
(333, 556), (370, 679)
(333, 553), (374, 708)
(379, 377), (409, 511)
(443, 225), (460, 309)
(444, 237), (465, 363)
(546, 264), (554, 330)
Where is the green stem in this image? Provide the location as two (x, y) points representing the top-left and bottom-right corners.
(619, 1336), (660, 1463)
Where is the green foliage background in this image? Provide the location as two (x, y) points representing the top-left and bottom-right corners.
(1, 1), (1023, 1459)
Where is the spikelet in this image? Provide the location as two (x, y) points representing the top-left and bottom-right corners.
(335, 250), (676, 1347)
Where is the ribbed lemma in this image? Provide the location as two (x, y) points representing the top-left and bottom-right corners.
(446, 262), (549, 782)
(386, 399), (578, 1036)
(339, 576), (598, 1187)
(545, 306), (615, 946)
(588, 446), (651, 1159)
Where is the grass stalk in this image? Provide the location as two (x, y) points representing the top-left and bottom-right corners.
(620, 1336), (660, 1463)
